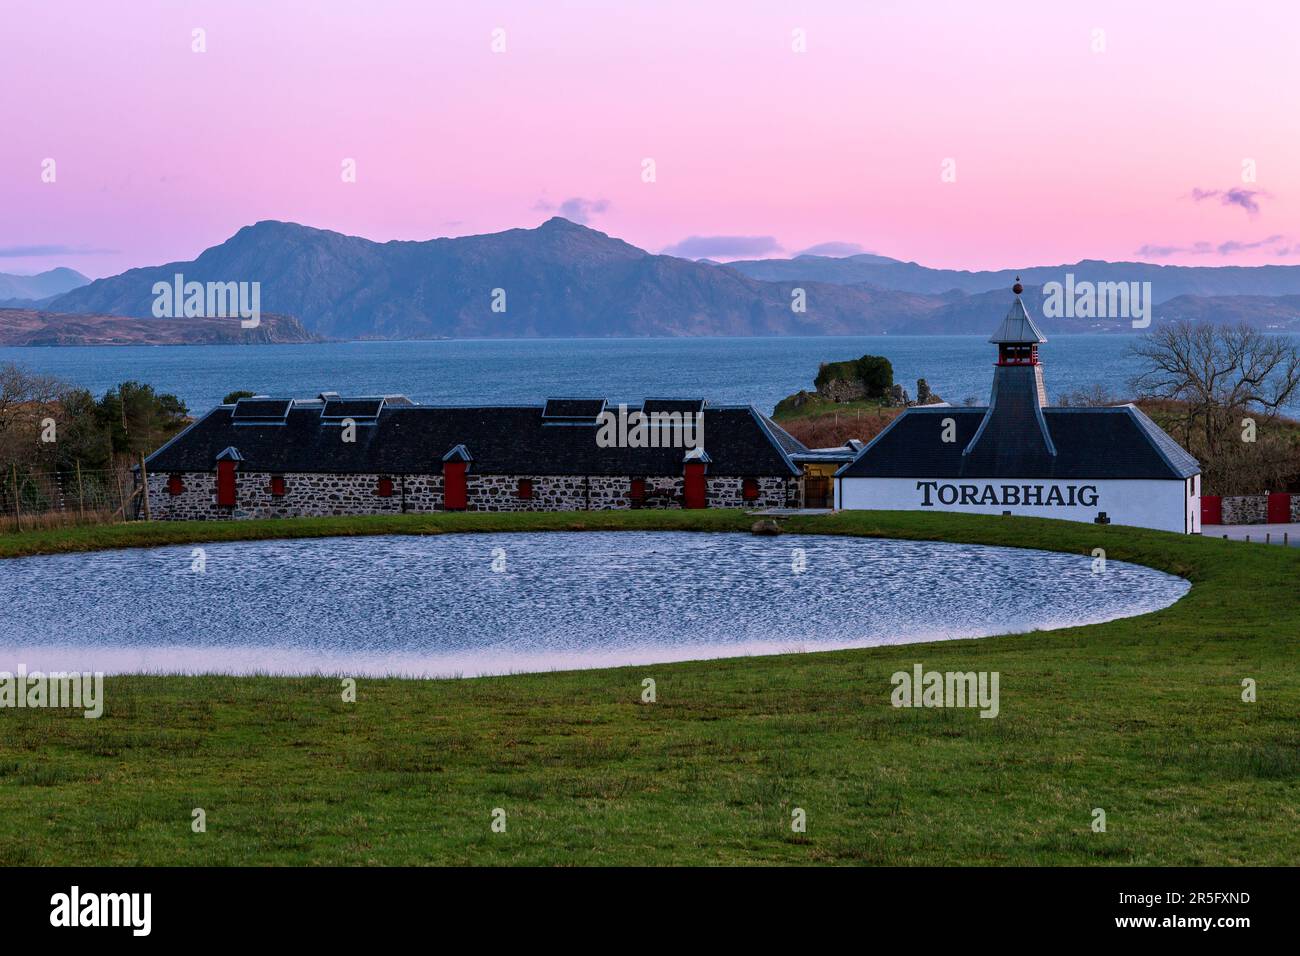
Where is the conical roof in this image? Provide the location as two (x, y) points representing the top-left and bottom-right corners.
(989, 294), (1047, 344)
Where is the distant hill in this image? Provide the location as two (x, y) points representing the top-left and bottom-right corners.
(1155, 294), (1300, 331)
(0, 308), (319, 346)
(43, 218), (1300, 338)
(723, 254), (1300, 302)
(0, 267), (90, 303)
(47, 218), (947, 338)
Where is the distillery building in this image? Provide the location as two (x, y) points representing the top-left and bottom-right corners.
(835, 282), (1202, 533)
(141, 397), (808, 519)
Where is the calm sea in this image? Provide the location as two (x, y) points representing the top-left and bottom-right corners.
(0, 335), (1184, 415)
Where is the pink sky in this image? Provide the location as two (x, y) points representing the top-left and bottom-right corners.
(3, 0), (1298, 277)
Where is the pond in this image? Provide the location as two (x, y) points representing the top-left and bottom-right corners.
(0, 532), (1189, 677)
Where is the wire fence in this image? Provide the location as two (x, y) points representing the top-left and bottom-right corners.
(0, 465), (143, 531)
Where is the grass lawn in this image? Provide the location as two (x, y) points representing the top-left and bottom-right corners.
(0, 510), (1296, 866)
(771, 394), (901, 421)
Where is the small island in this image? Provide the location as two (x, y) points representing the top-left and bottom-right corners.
(772, 353), (943, 447)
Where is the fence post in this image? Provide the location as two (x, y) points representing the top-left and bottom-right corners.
(115, 469), (127, 522)
(138, 453), (152, 522)
(10, 463), (19, 533)
(76, 460), (85, 519)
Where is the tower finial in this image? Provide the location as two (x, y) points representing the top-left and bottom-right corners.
(1012, 275), (1023, 295)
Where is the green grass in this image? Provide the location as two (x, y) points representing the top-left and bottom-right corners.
(771, 392), (900, 421)
(0, 510), (1296, 865)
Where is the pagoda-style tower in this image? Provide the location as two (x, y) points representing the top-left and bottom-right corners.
(961, 279), (1056, 473)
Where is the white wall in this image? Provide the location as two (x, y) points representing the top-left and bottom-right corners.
(836, 476), (1198, 534)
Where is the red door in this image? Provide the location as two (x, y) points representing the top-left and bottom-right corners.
(216, 460), (237, 506)
(683, 462), (706, 509)
(1200, 495), (1222, 526)
(443, 461), (467, 510)
(1267, 492), (1291, 524)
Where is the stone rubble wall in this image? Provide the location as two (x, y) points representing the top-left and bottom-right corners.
(1209, 493), (1298, 525)
(146, 472), (403, 521)
(1220, 495), (1267, 525)
(145, 471), (798, 520)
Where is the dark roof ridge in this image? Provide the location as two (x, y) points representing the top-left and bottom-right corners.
(1121, 403), (1200, 477)
(834, 407), (915, 477)
(745, 406), (806, 473)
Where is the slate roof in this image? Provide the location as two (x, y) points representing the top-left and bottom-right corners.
(755, 414), (809, 460)
(1125, 404), (1201, 477)
(790, 440), (864, 464)
(836, 405), (1199, 480)
(989, 296), (1047, 344)
(146, 399), (804, 477)
(962, 365), (1056, 471)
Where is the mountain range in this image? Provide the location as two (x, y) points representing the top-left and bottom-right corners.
(722, 254), (1300, 301)
(25, 220), (1300, 339)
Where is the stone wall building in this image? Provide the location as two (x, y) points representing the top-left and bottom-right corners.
(142, 396), (808, 520)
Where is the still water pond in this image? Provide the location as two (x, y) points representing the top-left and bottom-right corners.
(0, 532), (1189, 677)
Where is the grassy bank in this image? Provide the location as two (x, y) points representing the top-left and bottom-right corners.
(0, 510), (1296, 865)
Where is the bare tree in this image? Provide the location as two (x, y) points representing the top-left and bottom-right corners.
(0, 363), (66, 470)
(1130, 322), (1300, 494)
(1055, 383), (1122, 407)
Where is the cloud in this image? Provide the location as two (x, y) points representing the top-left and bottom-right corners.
(1215, 234), (1284, 255)
(534, 196), (610, 224)
(1134, 243), (1187, 258)
(660, 235), (782, 260)
(0, 243), (118, 258)
(795, 241), (869, 257)
(1136, 235), (1288, 258)
(1189, 187), (1268, 215)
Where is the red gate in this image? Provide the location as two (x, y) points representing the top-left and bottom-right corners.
(1267, 492), (1291, 524)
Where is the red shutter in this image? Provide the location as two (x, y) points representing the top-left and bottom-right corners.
(516, 479), (533, 500)
(216, 461), (236, 507)
(376, 477), (394, 498)
(167, 474), (184, 496)
(742, 478), (759, 501)
(270, 476), (286, 497)
(629, 478), (646, 506)
(683, 462), (706, 509)
(444, 461), (467, 510)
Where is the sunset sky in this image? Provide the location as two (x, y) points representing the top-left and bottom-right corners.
(4, 0), (1298, 277)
